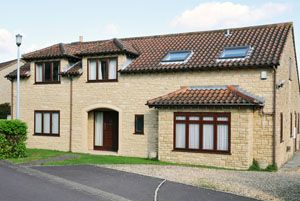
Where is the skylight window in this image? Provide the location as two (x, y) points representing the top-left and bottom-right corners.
(219, 46), (250, 59)
(162, 51), (191, 62)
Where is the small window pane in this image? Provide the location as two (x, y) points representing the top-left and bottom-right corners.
(101, 61), (107, 80)
(35, 112), (42, 133)
(217, 125), (228, 151)
(176, 116), (186, 120)
(135, 115), (144, 134)
(98, 60), (103, 80)
(44, 62), (51, 81)
(176, 123), (185, 148)
(203, 117), (213, 121)
(52, 62), (60, 81)
(108, 59), (117, 79)
(43, 113), (50, 134)
(217, 117), (228, 121)
(162, 51), (191, 62)
(89, 60), (97, 80)
(36, 63), (43, 82)
(52, 113), (59, 134)
(220, 46), (249, 59)
(189, 116), (200, 120)
(203, 124), (214, 150)
(189, 124), (199, 149)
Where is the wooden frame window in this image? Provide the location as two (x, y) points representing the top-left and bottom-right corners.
(34, 110), (60, 136)
(280, 113), (283, 143)
(35, 61), (60, 84)
(174, 112), (231, 154)
(87, 58), (118, 82)
(290, 113), (293, 138)
(134, 115), (144, 134)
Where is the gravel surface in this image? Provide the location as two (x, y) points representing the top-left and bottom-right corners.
(99, 165), (300, 201)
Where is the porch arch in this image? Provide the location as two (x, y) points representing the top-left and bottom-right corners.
(82, 103), (123, 152)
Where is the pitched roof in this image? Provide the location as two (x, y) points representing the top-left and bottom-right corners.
(5, 63), (30, 80)
(60, 61), (82, 76)
(0, 59), (17, 71)
(78, 38), (139, 56)
(21, 22), (292, 73)
(146, 85), (264, 108)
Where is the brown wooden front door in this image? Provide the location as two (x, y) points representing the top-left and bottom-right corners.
(94, 111), (118, 151)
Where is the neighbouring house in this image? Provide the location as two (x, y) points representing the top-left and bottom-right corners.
(5, 22), (300, 169)
(0, 59), (24, 104)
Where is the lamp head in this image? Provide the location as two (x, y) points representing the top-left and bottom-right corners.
(16, 34), (22, 46)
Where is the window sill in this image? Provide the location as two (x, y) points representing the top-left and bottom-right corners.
(34, 82), (61, 85)
(172, 148), (231, 155)
(133, 133), (144, 135)
(86, 79), (118, 83)
(33, 133), (60, 137)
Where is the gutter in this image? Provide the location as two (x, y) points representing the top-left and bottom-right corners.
(272, 66), (277, 166)
(69, 76), (73, 152)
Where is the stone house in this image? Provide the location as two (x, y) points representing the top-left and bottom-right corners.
(0, 59), (24, 104)
(5, 22), (300, 169)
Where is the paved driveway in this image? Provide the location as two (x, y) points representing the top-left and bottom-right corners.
(0, 162), (109, 201)
(32, 165), (258, 201)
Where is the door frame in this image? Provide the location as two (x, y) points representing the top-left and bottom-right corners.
(93, 110), (119, 151)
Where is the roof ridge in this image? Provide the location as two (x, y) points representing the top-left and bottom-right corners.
(65, 22), (292, 45)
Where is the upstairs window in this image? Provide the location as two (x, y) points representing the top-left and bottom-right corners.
(161, 51), (191, 62)
(88, 58), (117, 82)
(35, 61), (60, 83)
(219, 46), (249, 59)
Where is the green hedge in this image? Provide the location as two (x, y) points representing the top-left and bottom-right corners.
(0, 120), (27, 159)
(0, 103), (11, 119)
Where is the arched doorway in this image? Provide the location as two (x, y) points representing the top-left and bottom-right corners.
(92, 109), (119, 151)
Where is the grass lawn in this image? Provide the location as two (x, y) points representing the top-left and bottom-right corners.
(7, 148), (171, 166)
(7, 149), (67, 164)
(46, 154), (171, 166)
(6, 149), (248, 171)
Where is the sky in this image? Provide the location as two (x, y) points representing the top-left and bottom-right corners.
(0, 0), (299, 63)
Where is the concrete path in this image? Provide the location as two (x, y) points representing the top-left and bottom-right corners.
(33, 165), (258, 201)
(281, 151), (300, 172)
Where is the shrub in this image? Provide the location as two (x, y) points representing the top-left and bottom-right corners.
(0, 120), (27, 159)
(265, 164), (278, 172)
(0, 103), (11, 119)
(248, 159), (260, 171)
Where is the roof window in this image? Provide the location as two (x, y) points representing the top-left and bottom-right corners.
(219, 46), (250, 59)
(161, 51), (191, 62)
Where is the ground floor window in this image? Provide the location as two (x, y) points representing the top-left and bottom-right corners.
(134, 115), (144, 134)
(34, 111), (60, 136)
(174, 112), (230, 153)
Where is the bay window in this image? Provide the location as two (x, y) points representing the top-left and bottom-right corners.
(88, 58), (117, 82)
(34, 111), (60, 136)
(174, 112), (230, 153)
(35, 61), (60, 83)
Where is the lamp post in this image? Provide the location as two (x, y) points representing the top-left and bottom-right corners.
(16, 34), (22, 119)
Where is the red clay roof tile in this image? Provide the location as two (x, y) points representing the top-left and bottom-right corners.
(146, 85), (264, 108)
(21, 22), (292, 73)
